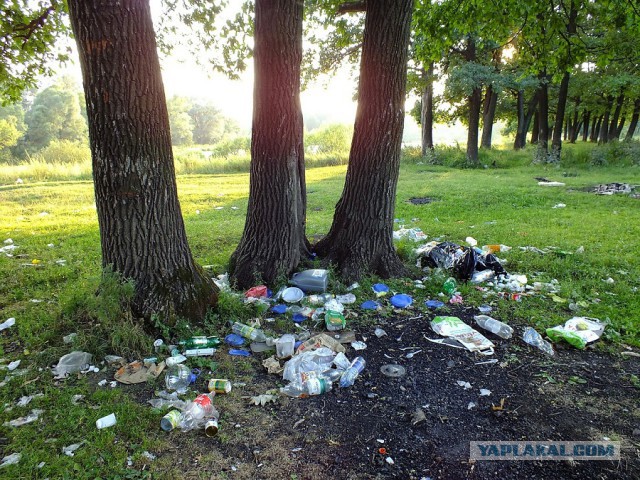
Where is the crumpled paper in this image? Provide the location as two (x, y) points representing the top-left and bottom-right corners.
(115, 360), (165, 384)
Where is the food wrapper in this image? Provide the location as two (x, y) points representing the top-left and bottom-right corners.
(430, 316), (494, 355)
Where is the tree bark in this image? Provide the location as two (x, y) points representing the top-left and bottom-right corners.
(513, 90), (525, 150)
(535, 72), (549, 163)
(420, 62), (434, 155)
(67, 0), (218, 322)
(314, 0), (413, 282)
(625, 99), (640, 140)
(568, 101), (580, 143)
(516, 91), (538, 149)
(598, 96), (613, 144)
(229, 0), (309, 289)
(608, 94), (624, 141)
(481, 85), (498, 149)
(465, 36), (481, 164)
(531, 112), (539, 144)
(581, 110), (590, 142)
(590, 115), (601, 142)
(550, 71), (570, 162)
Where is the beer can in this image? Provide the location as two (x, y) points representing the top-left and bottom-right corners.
(208, 378), (232, 394)
(204, 419), (219, 437)
(160, 410), (182, 432)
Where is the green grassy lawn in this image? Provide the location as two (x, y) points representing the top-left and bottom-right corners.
(0, 144), (639, 477)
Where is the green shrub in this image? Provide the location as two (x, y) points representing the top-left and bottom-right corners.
(38, 139), (91, 164)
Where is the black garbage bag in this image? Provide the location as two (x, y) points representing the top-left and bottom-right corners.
(453, 247), (477, 280)
(475, 253), (506, 275)
(421, 241), (459, 269)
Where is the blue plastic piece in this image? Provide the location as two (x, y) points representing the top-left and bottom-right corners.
(271, 304), (287, 314)
(390, 294), (413, 308)
(228, 349), (251, 357)
(292, 313), (307, 323)
(294, 340), (303, 350)
(361, 300), (380, 310)
(425, 299), (445, 309)
(372, 283), (389, 295)
(224, 333), (245, 347)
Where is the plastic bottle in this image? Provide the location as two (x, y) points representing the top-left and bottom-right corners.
(473, 315), (514, 339)
(339, 357), (366, 388)
(165, 364), (197, 393)
(522, 327), (555, 356)
(307, 293), (333, 305)
(442, 277), (457, 295)
(232, 322), (267, 342)
(280, 378), (332, 398)
(179, 393), (219, 432)
(178, 336), (221, 349)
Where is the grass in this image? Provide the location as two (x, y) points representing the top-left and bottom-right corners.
(1, 142), (639, 477)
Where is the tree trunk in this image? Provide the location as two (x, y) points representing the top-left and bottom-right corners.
(516, 91), (538, 149)
(465, 36), (481, 164)
(514, 90), (525, 149)
(550, 71), (570, 162)
(531, 113), (539, 144)
(314, 0), (413, 282)
(581, 110), (590, 142)
(616, 117), (625, 139)
(67, 0), (218, 322)
(599, 97), (613, 144)
(535, 73), (549, 162)
(608, 94), (624, 141)
(590, 115), (601, 142)
(625, 99), (640, 140)
(229, 0), (308, 289)
(420, 61), (434, 155)
(481, 85), (498, 149)
(569, 103), (580, 143)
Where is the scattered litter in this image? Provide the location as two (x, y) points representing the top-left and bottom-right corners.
(351, 341), (367, 351)
(104, 355), (126, 366)
(361, 300), (380, 310)
(431, 316), (494, 355)
(96, 413), (116, 429)
(522, 327), (554, 355)
(457, 381), (472, 390)
(62, 442), (85, 457)
(281, 287), (304, 303)
(405, 349), (422, 359)
(17, 394), (43, 407)
(552, 203), (566, 209)
(372, 283), (389, 297)
(0, 317), (15, 331)
(37, 462), (45, 468)
(390, 294), (413, 308)
(546, 317), (605, 349)
(468, 402), (476, 410)
(386, 457), (395, 465)
(289, 269), (329, 293)
(538, 181), (565, 187)
(296, 333), (345, 354)
(142, 451), (156, 461)
(249, 393), (278, 406)
(263, 356), (283, 374)
(4, 409), (44, 427)
(0, 244), (18, 255)
(479, 389), (491, 396)
(374, 328), (387, 338)
(478, 305), (492, 314)
(63, 333), (77, 344)
(335, 293), (356, 304)
(411, 408), (427, 425)
(492, 398), (506, 411)
(52, 351), (93, 378)
(7, 360), (21, 371)
(0, 453), (21, 467)
(593, 182), (634, 195)
(115, 360), (165, 384)
(229, 349), (251, 357)
(424, 300), (444, 309)
(475, 359), (498, 365)
(271, 304), (287, 314)
(380, 364), (406, 378)
(71, 395), (85, 405)
(416, 241), (506, 282)
(621, 351), (640, 358)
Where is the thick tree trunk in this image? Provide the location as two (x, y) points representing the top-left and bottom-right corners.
(314, 0), (413, 282)
(420, 62), (434, 155)
(599, 97), (613, 144)
(590, 115), (601, 142)
(514, 90), (525, 149)
(67, 0), (217, 322)
(568, 103), (580, 143)
(465, 36), (481, 164)
(481, 85), (498, 149)
(616, 117), (625, 139)
(516, 91), (538, 149)
(229, 0), (308, 289)
(531, 113), (539, 144)
(550, 71), (570, 162)
(535, 74), (549, 162)
(581, 110), (590, 142)
(608, 94), (624, 141)
(625, 99), (640, 140)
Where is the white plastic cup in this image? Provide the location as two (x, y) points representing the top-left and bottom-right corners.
(96, 413), (116, 429)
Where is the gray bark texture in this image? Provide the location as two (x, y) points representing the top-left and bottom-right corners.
(229, 0), (309, 289)
(315, 0), (413, 282)
(67, 0), (218, 321)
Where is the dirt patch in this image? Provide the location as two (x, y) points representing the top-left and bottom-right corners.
(408, 197), (437, 205)
(135, 307), (640, 479)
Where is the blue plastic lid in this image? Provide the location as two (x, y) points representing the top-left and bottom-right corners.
(229, 349), (251, 357)
(271, 304), (287, 314)
(361, 300), (380, 310)
(294, 340), (303, 350)
(292, 313), (307, 323)
(390, 294), (413, 308)
(224, 333), (245, 347)
(188, 373), (197, 384)
(372, 283), (389, 294)
(425, 299), (445, 309)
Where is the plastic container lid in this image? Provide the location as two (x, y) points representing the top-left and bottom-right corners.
(224, 333), (245, 347)
(271, 304), (287, 314)
(390, 294), (413, 308)
(372, 283), (389, 295)
(425, 299), (445, 309)
(292, 313), (307, 323)
(228, 349), (251, 357)
(281, 287), (304, 303)
(361, 300), (380, 310)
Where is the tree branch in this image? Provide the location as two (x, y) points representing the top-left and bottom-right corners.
(337, 1), (366, 15)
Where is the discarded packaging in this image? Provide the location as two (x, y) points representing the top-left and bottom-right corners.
(282, 287), (304, 303)
(165, 364), (197, 393)
(372, 283), (389, 297)
(380, 364), (406, 377)
(178, 336), (221, 349)
(545, 317), (605, 349)
(290, 269), (328, 292)
(374, 328), (387, 338)
(296, 334), (345, 354)
(245, 285), (269, 298)
(283, 347), (336, 382)
(62, 442), (85, 457)
(160, 410), (182, 432)
(411, 408), (427, 425)
(4, 409), (43, 427)
(275, 334), (296, 359)
(116, 360), (165, 384)
(0, 317), (15, 331)
(208, 379), (232, 394)
(281, 377), (333, 397)
(96, 413), (116, 429)
(361, 300), (380, 310)
(473, 315), (513, 339)
(430, 316), (494, 355)
(351, 341), (367, 351)
(339, 356), (366, 387)
(52, 351), (93, 378)
(389, 294), (413, 308)
(522, 327), (554, 355)
(425, 299), (444, 309)
(325, 310), (346, 331)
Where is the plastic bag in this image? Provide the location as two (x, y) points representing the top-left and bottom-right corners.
(52, 351), (93, 378)
(282, 347), (335, 382)
(545, 317), (604, 349)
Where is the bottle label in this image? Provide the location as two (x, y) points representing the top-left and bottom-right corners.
(162, 410), (182, 430)
(305, 378), (326, 395)
(194, 394), (212, 408)
(208, 379), (232, 394)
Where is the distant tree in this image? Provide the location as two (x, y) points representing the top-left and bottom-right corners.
(0, 103), (25, 158)
(305, 123), (352, 155)
(167, 96), (194, 146)
(188, 103), (225, 144)
(20, 78), (87, 153)
(67, 0), (218, 321)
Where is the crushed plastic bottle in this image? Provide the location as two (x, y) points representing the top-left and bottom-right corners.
(307, 293), (333, 305)
(179, 393), (219, 432)
(339, 357), (366, 388)
(280, 377), (332, 398)
(522, 327), (554, 355)
(473, 315), (514, 339)
(443, 277), (457, 295)
(165, 364), (197, 393)
(232, 322), (267, 342)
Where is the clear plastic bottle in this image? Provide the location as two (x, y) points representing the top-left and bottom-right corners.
(232, 322), (267, 342)
(307, 293), (334, 305)
(522, 327), (555, 356)
(280, 378), (332, 398)
(178, 392), (219, 432)
(473, 315), (514, 339)
(165, 364), (197, 393)
(339, 357), (366, 388)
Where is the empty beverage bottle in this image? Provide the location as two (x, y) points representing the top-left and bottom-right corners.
(339, 357), (366, 388)
(160, 410), (182, 432)
(443, 277), (457, 295)
(178, 336), (221, 349)
(179, 392), (219, 432)
(307, 293), (333, 305)
(280, 378), (333, 398)
(473, 315), (514, 339)
(165, 364), (197, 393)
(232, 322), (267, 342)
(523, 327), (555, 356)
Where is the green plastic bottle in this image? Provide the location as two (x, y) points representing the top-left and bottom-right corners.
(178, 336), (221, 349)
(443, 277), (457, 295)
